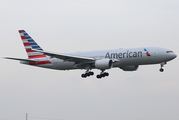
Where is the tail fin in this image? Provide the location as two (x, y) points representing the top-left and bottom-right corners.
(18, 30), (46, 59)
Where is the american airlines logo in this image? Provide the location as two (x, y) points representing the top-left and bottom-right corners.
(105, 51), (143, 59)
(144, 48), (151, 56)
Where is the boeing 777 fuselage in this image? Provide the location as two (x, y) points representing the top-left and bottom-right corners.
(5, 30), (177, 79)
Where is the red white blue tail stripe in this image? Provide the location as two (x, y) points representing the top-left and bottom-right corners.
(19, 30), (46, 59)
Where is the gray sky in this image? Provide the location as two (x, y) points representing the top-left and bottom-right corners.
(0, 0), (179, 120)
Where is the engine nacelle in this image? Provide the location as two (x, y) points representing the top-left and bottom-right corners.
(95, 59), (113, 70)
(120, 65), (139, 71)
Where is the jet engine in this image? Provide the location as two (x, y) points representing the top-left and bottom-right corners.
(95, 59), (113, 70)
(120, 65), (139, 71)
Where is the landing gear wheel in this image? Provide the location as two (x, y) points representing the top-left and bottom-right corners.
(89, 72), (94, 76)
(86, 73), (90, 77)
(104, 72), (109, 76)
(97, 75), (102, 79)
(96, 72), (109, 79)
(81, 74), (87, 78)
(81, 71), (94, 78)
(101, 74), (105, 77)
(159, 68), (164, 72)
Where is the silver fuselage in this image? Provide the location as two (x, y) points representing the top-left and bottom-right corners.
(20, 47), (177, 70)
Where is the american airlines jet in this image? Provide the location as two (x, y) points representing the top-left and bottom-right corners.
(5, 30), (177, 79)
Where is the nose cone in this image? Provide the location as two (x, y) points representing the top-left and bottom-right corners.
(168, 53), (177, 60)
(173, 53), (177, 59)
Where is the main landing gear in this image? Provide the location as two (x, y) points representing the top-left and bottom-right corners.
(96, 72), (109, 79)
(81, 64), (94, 78)
(81, 68), (109, 79)
(81, 71), (94, 78)
(96, 70), (109, 79)
(159, 62), (166, 72)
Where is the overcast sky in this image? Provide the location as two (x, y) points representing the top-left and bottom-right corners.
(0, 0), (179, 120)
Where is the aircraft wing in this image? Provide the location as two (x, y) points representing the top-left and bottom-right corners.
(32, 49), (95, 63)
(4, 57), (38, 62)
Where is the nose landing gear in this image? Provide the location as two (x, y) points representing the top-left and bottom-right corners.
(159, 62), (166, 72)
(159, 68), (164, 72)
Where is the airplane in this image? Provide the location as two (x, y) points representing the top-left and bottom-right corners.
(5, 30), (177, 79)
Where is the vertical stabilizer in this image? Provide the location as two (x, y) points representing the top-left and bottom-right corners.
(19, 30), (46, 59)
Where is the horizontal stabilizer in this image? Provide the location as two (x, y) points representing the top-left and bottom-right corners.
(4, 57), (38, 62)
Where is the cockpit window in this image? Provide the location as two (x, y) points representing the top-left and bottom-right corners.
(166, 51), (173, 53)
